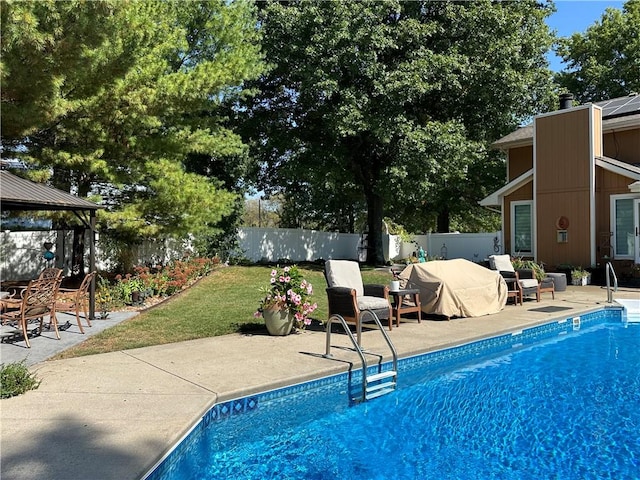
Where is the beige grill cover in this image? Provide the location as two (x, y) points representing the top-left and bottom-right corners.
(398, 259), (507, 318)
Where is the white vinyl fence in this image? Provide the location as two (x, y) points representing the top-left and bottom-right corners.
(1, 228), (502, 281)
(0, 230), (191, 282)
(238, 227), (502, 264)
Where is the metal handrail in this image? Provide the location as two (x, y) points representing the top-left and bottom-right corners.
(324, 314), (365, 361)
(360, 310), (398, 376)
(605, 262), (618, 303)
(323, 310), (398, 402)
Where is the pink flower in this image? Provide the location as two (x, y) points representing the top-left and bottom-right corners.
(257, 264), (316, 331)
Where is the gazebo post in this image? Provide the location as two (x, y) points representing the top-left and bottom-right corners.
(89, 210), (96, 319)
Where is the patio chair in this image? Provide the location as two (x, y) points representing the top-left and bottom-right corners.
(489, 255), (545, 303)
(55, 271), (96, 334)
(39, 267), (63, 281)
(0, 276), (62, 348)
(5, 267), (63, 301)
(324, 260), (391, 345)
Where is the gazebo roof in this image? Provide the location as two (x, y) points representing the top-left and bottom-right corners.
(0, 170), (101, 211)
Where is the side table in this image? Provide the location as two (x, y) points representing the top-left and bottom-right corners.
(545, 272), (566, 293)
(506, 282), (522, 306)
(389, 288), (421, 328)
(539, 277), (555, 299)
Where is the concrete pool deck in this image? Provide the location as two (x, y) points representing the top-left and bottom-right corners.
(1, 284), (638, 480)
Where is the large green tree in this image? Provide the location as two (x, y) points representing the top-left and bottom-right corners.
(554, 0), (640, 102)
(1, 0), (263, 252)
(240, 0), (556, 263)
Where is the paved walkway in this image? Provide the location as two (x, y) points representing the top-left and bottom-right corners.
(1, 285), (638, 480)
(0, 311), (139, 367)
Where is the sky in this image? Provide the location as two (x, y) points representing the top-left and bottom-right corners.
(546, 0), (626, 71)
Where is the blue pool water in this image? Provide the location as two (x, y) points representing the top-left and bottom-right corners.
(147, 311), (640, 480)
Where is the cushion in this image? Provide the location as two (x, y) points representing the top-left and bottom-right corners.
(520, 278), (539, 289)
(489, 255), (514, 273)
(325, 260), (364, 297)
(358, 296), (390, 311)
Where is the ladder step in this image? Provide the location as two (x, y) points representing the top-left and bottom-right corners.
(366, 380), (396, 394)
(366, 371), (397, 383)
(365, 386), (396, 400)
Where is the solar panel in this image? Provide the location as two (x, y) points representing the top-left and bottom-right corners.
(596, 94), (640, 119)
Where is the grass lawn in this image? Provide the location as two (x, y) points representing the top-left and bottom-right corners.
(53, 264), (394, 360)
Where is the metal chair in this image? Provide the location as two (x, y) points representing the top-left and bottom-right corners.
(0, 276), (62, 348)
(55, 271), (96, 334)
(39, 267), (63, 281)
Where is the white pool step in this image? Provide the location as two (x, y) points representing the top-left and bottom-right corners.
(616, 299), (640, 323)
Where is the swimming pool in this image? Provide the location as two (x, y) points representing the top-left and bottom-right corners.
(145, 308), (639, 480)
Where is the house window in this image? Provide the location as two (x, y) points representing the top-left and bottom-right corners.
(511, 201), (532, 255)
(613, 197), (634, 258)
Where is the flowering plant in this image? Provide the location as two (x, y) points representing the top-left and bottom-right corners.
(254, 265), (318, 329)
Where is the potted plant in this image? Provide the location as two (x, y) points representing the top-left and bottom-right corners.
(571, 267), (590, 286)
(116, 274), (145, 305)
(95, 276), (115, 319)
(254, 265), (318, 335)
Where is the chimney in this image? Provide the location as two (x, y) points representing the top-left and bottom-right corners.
(559, 93), (574, 110)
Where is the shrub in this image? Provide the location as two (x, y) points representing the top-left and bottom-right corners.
(1, 361), (41, 398)
(101, 256), (220, 307)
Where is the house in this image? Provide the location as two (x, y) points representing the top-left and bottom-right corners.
(481, 93), (640, 275)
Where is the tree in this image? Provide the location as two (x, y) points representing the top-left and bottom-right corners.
(554, 0), (640, 102)
(240, 0), (556, 263)
(1, 0), (264, 262)
(242, 196), (282, 228)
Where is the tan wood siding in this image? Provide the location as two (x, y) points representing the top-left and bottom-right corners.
(535, 108), (595, 268)
(508, 146), (533, 181)
(536, 191), (591, 268)
(593, 110), (603, 157)
(603, 129), (640, 163)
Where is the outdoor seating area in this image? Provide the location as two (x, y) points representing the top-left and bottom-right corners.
(325, 257), (540, 329)
(0, 267), (95, 348)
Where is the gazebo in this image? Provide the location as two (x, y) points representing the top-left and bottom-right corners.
(0, 170), (102, 317)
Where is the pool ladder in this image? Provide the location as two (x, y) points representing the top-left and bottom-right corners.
(323, 311), (398, 403)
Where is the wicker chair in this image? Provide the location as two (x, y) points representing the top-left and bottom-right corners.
(324, 260), (391, 345)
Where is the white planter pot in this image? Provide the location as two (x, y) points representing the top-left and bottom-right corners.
(572, 277), (588, 286)
(263, 308), (294, 336)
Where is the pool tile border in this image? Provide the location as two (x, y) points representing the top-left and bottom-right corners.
(144, 306), (623, 480)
